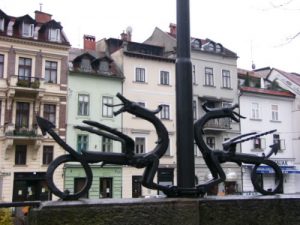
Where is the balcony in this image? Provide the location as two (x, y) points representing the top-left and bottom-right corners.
(204, 118), (231, 131)
(3, 123), (42, 159)
(7, 75), (45, 98)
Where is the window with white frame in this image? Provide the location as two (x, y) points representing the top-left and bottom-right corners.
(78, 94), (89, 116)
(251, 103), (260, 119)
(271, 105), (279, 121)
(102, 137), (113, 152)
(192, 65), (196, 84)
(193, 100), (197, 120)
(135, 137), (145, 154)
(165, 143), (171, 156)
(22, 22), (34, 37)
(18, 57), (32, 80)
(160, 104), (170, 120)
(48, 28), (61, 42)
(102, 96), (113, 117)
(206, 137), (215, 149)
(253, 138), (266, 150)
(205, 67), (214, 86)
(222, 70), (231, 88)
(273, 134), (285, 151)
(43, 104), (56, 125)
(135, 67), (145, 82)
(45, 61), (57, 83)
(77, 135), (88, 152)
(160, 71), (169, 85)
(0, 18), (4, 31)
(0, 54), (3, 78)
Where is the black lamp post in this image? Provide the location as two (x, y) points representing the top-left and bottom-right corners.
(176, 0), (195, 189)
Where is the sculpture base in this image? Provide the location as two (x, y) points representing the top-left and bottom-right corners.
(28, 194), (300, 225)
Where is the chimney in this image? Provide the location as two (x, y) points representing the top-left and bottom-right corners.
(35, 10), (52, 23)
(169, 23), (177, 36)
(83, 35), (96, 51)
(120, 31), (129, 41)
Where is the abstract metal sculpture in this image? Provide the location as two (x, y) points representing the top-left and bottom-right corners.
(36, 93), (283, 200)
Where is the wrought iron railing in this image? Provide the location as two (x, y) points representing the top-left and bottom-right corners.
(204, 118), (231, 129)
(16, 76), (40, 89)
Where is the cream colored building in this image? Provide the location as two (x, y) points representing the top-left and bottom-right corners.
(97, 37), (176, 197)
(0, 9), (69, 202)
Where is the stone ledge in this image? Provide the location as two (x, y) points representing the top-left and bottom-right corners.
(28, 194), (300, 225)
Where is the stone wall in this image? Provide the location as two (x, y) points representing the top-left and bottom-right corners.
(28, 195), (300, 225)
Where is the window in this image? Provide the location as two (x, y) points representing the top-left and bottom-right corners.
(165, 143), (171, 156)
(273, 134), (285, 150)
(205, 67), (214, 86)
(22, 22), (34, 37)
(222, 70), (231, 88)
(99, 61), (109, 72)
(206, 137), (215, 149)
(16, 102), (29, 129)
(18, 57), (32, 80)
(160, 71), (169, 85)
(0, 54), (3, 78)
(135, 67), (145, 82)
(193, 100), (197, 120)
(102, 96), (113, 117)
(192, 65), (196, 84)
(15, 145), (27, 165)
(135, 137), (145, 154)
(102, 137), (113, 152)
(271, 105), (279, 121)
(132, 176), (142, 198)
(0, 18), (4, 31)
(48, 28), (61, 42)
(253, 138), (266, 150)
(251, 103), (259, 119)
(43, 146), (53, 165)
(45, 61), (57, 83)
(99, 178), (113, 198)
(77, 135), (88, 152)
(74, 178), (88, 198)
(78, 94), (89, 116)
(43, 104), (56, 125)
(80, 58), (92, 72)
(160, 104), (170, 120)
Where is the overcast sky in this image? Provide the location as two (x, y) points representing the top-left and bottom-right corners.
(2, 0), (300, 72)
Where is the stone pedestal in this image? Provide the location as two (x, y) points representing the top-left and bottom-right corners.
(28, 195), (300, 225)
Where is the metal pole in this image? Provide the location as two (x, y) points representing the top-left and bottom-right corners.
(176, 0), (195, 188)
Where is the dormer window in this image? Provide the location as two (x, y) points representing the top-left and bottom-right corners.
(80, 58), (92, 72)
(216, 44), (223, 53)
(192, 40), (201, 49)
(207, 42), (215, 51)
(99, 61), (109, 72)
(48, 28), (61, 42)
(0, 18), (4, 31)
(22, 22), (34, 37)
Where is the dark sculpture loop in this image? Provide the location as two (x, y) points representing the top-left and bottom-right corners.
(36, 94), (283, 200)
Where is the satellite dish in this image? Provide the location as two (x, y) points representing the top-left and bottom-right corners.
(126, 26), (132, 34)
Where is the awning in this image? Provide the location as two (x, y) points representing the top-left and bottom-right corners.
(243, 165), (300, 174)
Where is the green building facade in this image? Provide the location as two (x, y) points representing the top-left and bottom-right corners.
(64, 44), (124, 198)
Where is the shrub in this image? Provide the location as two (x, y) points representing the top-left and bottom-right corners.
(0, 208), (13, 225)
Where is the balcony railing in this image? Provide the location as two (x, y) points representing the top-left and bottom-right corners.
(16, 76), (40, 89)
(204, 118), (231, 130)
(4, 124), (39, 137)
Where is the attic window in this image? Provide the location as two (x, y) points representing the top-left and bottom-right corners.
(207, 42), (215, 51)
(80, 58), (92, 72)
(99, 61), (109, 72)
(22, 22), (34, 37)
(48, 28), (61, 42)
(0, 18), (4, 31)
(216, 44), (222, 53)
(192, 40), (201, 49)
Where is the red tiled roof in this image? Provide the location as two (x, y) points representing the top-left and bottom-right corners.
(240, 86), (295, 98)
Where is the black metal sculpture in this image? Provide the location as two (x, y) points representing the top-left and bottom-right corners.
(36, 93), (173, 200)
(36, 94), (283, 200)
(194, 103), (283, 195)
